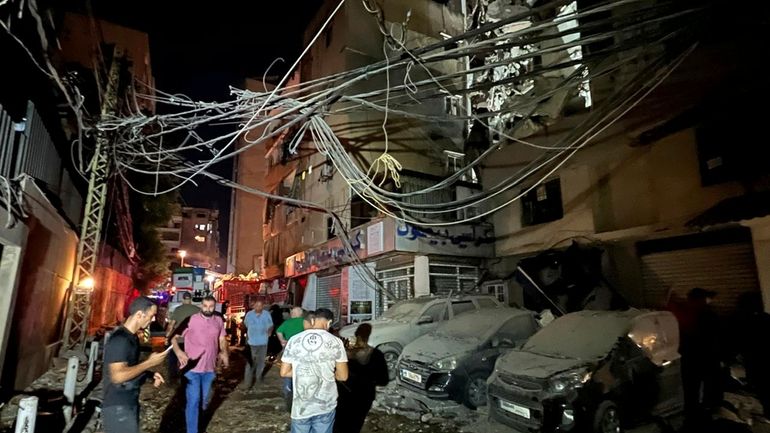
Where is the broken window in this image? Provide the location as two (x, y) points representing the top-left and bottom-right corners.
(521, 178), (563, 226)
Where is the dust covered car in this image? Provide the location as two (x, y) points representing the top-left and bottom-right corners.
(398, 308), (540, 409)
(339, 294), (502, 378)
(488, 310), (683, 433)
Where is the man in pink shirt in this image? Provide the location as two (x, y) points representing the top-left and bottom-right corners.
(171, 296), (229, 433)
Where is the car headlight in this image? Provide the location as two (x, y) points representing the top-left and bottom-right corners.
(433, 356), (458, 371)
(549, 369), (592, 393)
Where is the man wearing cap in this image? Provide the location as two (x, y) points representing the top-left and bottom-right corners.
(167, 291), (200, 383)
(280, 309), (348, 433)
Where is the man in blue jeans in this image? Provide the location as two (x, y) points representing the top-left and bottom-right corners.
(172, 296), (229, 433)
(281, 309), (348, 433)
(242, 300), (273, 389)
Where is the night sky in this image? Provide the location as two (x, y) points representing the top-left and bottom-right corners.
(90, 1), (323, 256)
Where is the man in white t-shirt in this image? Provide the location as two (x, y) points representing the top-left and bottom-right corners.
(280, 308), (348, 433)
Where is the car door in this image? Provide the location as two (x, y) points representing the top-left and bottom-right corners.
(408, 300), (448, 340)
(467, 315), (539, 378)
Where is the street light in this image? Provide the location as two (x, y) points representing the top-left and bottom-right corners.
(178, 250), (187, 267)
(78, 277), (95, 291)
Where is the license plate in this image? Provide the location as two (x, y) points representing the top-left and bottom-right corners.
(500, 400), (531, 419)
(401, 369), (421, 383)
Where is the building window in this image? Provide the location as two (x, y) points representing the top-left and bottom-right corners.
(443, 150), (478, 183)
(161, 231), (180, 241)
(521, 178), (563, 226)
(194, 223), (207, 231)
(196, 213), (206, 218)
(429, 264), (478, 296)
(173, 222), (181, 229)
(195, 235), (206, 242)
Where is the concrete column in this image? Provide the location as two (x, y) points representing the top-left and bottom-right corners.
(0, 244), (25, 378)
(413, 256), (430, 297)
(748, 219), (770, 313)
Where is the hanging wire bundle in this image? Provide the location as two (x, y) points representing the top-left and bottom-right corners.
(1, 0), (712, 299)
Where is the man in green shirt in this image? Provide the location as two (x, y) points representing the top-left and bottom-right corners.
(277, 307), (305, 345)
(277, 306), (304, 411)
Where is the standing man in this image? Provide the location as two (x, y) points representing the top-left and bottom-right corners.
(679, 287), (721, 424)
(171, 296), (229, 433)
(242, 300), (273, 389)
(277, 307), (306, 411)
(280, 308), (348, 433)
(166, 291), (200, 383)
(103, 296), (168, 433)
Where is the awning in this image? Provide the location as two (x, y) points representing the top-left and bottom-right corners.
(687, 192), (770, 228)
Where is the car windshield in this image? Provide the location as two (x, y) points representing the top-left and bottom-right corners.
(381, 300), (428, 321)
(435, 311), (505, 341)
(523, 312), (632, 360)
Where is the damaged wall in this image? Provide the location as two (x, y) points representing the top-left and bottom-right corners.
(0, 178), (77, 393)
(88, 244), (135, 332)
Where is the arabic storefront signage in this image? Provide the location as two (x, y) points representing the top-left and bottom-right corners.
(284, 217), (494, 277)
(285, 219), (396, 277)
(395, 221), (495, 258)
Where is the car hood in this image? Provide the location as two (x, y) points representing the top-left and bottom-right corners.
(401, 333), (479, 364)
(496, 350), (591, 380)
(339, 319), (408, 343)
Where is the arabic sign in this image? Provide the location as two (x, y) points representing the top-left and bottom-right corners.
(284, 217), (494, 277)
(394, 221), (495, 258)
(285, 219), (396, 277)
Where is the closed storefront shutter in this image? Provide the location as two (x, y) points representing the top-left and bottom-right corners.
(316, 273), (342, 320)
(429, 264), (478, 296)
(641, 242), (759, 316)
(375, 266), (414, 317)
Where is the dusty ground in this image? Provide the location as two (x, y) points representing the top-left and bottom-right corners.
(135, 347), (472, 433)
(3, 347), (769, 433)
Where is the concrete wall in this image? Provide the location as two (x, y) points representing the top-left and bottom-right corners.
(89, 245), (135, 332)
(58, 13), (154, 112)
(1, 179), (77, 392)
(231, 79), (271, 275)
(0, 184), (30, 388)
(486, 116), (744, 258)
(746, 218), (770, 313)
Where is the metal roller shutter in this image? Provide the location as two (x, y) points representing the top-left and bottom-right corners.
(641, 243), (759, 316)
(429, 264), (479, 296)
(375, 266), (414, 317)
(316, 273), (342, 320)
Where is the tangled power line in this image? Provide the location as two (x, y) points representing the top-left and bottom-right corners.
(2, 0), (709, 299)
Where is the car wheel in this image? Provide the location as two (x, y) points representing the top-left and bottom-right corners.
(464, 372), (489, 409)
(593, 400), (623, 433)
(379, 344), (402, 380)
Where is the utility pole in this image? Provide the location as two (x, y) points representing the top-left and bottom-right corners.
(61, 47), (124, 355)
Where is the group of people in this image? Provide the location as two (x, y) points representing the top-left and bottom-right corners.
(102, 295), (228, 433)
(671, 288), (770, 428)
(279, 307), (389, 433)
(101, 296), (388, 433)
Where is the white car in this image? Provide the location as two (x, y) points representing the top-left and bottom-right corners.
(339, 294), (503, 378)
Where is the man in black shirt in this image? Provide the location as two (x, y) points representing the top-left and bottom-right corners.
(103, 296), (168, 433)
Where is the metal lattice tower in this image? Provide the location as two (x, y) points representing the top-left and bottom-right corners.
(62, 48), (123, 354)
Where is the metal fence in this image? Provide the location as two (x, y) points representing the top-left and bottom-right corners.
(0, 101), (62, 188)
(1, 101), (82, 223)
